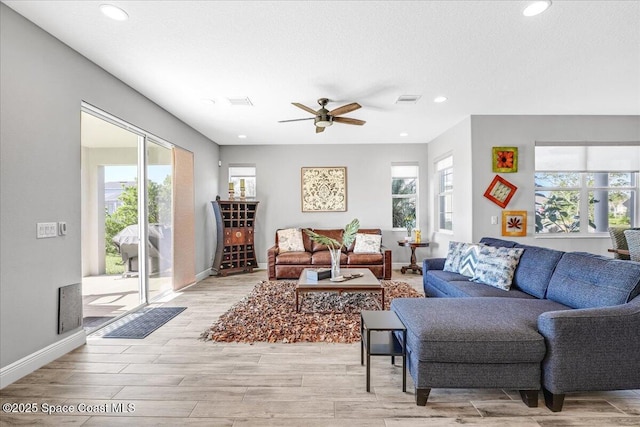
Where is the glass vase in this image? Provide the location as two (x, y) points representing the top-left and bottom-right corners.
(328, 247), (341, 279)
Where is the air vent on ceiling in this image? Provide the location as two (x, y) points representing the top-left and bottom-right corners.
(226, 97), (253, 106)
(395, 95), (422, 104)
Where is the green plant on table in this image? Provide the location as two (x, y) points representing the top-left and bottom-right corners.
(404, 215), (415, 237)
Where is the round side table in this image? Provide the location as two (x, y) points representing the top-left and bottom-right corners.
(397, 241), (429, 274)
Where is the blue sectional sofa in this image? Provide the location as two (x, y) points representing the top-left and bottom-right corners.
(390, 237), (640, 411)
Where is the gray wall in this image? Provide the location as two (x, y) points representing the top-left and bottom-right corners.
(469, 115), (640, 254)
(1, 5), (219, 370)
(425, 115), (640, 258)
(219, 144), (430, 263)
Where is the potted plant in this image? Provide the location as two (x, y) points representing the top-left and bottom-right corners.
(304, 218), (360, 278)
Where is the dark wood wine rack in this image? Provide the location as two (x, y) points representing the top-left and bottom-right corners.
(211, 200), (259, 276)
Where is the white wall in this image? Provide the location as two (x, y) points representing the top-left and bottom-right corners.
(0, 5), (219, 376)
(470, 115), (640, 254)
(426, 117), (473, 257)
(219, 144), (430, 263)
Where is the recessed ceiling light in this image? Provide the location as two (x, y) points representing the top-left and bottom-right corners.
(433, 96), (448, 103)
(400, 132), (409, 137)
(238, 135), (247, 139)
(100, 4), (129, 21)
(523, 1), (552, 17)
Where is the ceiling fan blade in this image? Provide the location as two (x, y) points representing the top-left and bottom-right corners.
(333, 117), (366, 126)
(278, 118), (315, 123)
(292, 102), (318, 115)
(315, 126), (325, 133)
(329, 102), (361, 116)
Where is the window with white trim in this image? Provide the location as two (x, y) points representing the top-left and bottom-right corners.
(391, 163), (418, 231)
(436, 156), (453, 231)
(534, 143), (639, 235)
(229, 165), (257, 199)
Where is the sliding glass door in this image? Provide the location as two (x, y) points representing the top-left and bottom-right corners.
(81, 107), (174, 331)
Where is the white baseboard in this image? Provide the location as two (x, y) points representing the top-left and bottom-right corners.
(196, 268), (212, 282)
(0, 330), (86, 389)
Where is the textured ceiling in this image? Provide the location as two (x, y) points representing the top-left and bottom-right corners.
(4, 1), (640, 145)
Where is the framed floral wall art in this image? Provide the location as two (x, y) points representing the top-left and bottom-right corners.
(492, 147), (518, 173)
(483, 175), (517, 208)
(301, 167), (347, 212)
(502, 210), (527, 237)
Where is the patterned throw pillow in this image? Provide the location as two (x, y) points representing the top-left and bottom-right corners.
(471, 246), (524, 291)
(353, 233), (382, 254)
(443, 241), (467, 273)
(277, 228), (305, 253)
(458, 244), (483, 278)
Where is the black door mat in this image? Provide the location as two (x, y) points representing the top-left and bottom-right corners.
(102, 307), (186, 339)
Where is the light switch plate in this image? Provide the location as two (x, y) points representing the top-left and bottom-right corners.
(37, 222), (58, 238)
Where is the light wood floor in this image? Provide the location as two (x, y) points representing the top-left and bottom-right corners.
(2, 270), (639, 426)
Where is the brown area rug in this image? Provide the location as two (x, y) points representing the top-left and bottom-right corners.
(200, 280), (422, 344)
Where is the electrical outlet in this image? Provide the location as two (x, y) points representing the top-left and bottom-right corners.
(37, 222), (58, 238)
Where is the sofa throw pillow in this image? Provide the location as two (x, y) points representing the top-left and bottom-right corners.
(277, 228), (305, 253)
(353, 233), (382, 254)
(471, 246), (524, 291)
(458, 244), (483, 278)
(443, 241), (467, 273)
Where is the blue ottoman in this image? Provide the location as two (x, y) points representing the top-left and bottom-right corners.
(390, 297), (568, 406)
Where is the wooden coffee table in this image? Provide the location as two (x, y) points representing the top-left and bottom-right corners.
(296, 268), (384, 312)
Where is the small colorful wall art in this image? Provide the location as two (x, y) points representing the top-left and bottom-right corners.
(502, 210), (527, 237)
(492, 147), (518, 173)
(483, 175), (517, 208)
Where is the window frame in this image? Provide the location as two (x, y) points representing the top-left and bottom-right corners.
(228, 164), (257, 199)
(391, 163), (419, 231)
(435, 155), (453, 233)
(535, 172), (638, 236)
(534, 141), (639, 237)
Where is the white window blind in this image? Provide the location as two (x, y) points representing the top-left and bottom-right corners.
(535, 142), (640, 172)
(436, 156), (453, 171)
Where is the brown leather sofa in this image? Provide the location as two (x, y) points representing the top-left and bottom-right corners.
(267, 228), (392, 280)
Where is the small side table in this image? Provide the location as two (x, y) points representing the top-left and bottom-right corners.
(398, 240), (429, 274)
(360, 310), (407, 392)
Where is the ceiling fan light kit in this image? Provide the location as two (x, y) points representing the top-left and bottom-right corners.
(315, 116), (332, 128)
(279, 97), (365, 133)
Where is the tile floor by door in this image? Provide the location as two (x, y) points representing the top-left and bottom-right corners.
(1, 270), (639, 426)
